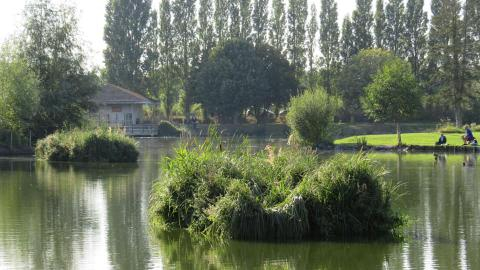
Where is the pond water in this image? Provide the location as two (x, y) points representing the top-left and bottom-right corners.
(0, 138), (479, 269)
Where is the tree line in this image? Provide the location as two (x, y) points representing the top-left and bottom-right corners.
(104, 0), (480, 125)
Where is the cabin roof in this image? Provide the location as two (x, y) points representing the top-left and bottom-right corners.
(94, 84), (155, 105)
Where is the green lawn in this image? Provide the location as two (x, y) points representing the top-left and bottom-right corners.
(335, 132), (466, 147)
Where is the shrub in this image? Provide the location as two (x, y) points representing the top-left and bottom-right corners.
(149, 133), (403, 241)
(287, 88), (342, 147)
(158, 121), (183, 137)
(35, 128), (139, 162)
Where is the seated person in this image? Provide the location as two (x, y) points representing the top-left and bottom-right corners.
(462, 126), (475, 145)
(436, 134), (447, 145)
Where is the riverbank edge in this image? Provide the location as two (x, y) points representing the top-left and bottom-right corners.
(0, 146), (34, 156)
(334, 144), (480, 153)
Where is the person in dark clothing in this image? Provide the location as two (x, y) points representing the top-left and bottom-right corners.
(436, 134), (447, 146)
(462, 126), (475, 145)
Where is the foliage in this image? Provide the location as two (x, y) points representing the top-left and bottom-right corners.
(337, 49), (396, 121)
(104, 0), (153, 95)
(287, 0), (308, 76)
(22, 0), (100, 136)
(362, 58), (421, 122)
(319, 0), (340, 93)
(0, 45), (40, 133)
(287, 88), (342, 146)
(269, 0), (286, 53)
(188, 40), (298, 123)
(352, 0), (374, 54)
(149, 134), (403, 241)
(158, 121), (183, 137)
(35, 128), (139, 162)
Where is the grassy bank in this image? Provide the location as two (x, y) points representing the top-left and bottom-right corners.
(335, 133), (466, 147)
(35, 128), (139, 162)
(149, 132), (403, 241)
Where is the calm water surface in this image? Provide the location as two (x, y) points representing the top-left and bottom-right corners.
(0, 138), (479, 269)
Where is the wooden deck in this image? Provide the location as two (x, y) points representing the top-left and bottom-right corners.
(122, 125), (158, 137)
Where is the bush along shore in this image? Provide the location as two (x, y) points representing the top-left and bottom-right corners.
(149, 132), (404, 241)
(35, 128), (139, 162)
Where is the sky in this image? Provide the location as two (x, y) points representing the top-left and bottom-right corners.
(0, 0), (431, 68)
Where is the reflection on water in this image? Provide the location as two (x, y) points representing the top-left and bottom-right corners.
(0, 139), (479, 269)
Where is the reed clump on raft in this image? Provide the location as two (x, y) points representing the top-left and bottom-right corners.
(149, 129), (403, 241)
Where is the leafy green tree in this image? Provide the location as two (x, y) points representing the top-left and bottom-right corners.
(188, 40), (298, 123)
(319, 0), (340, 93)
(104, 0), (152, 94)
(306, 4), (318, 89)
(337, 48), (395, 122)
(385, 0), (405, 56)
(22, 0), (99, 136)
(374, 0), (386, 48)
(362, 58), (421, 145)
(352, 0), (374, 54)
(340, 16), (355, 65)
(269, 0), (286, 53)
(405, 0), (428, 77)
(287, 0), (308, 77)
(0, 46), (40, 134)
(287, 88), (342, 146)
(252, 0), (269, 44)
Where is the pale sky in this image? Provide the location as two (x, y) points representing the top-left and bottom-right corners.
(0, 0), (431, 68)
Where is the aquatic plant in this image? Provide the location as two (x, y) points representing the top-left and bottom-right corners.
(35, 127), (139, 162)
(149, 132), (403, 241)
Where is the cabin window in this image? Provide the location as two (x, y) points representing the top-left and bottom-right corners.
(112, 105), (122, 112)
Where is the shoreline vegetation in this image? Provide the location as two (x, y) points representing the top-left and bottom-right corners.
(149, 130), (404, 242)
(35, 128), (139, 162)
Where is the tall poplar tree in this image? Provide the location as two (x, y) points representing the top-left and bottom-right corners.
(240, 0), (252, 39)
(319, 0), (340, 93)
(172, 0), (197, 115)
(158, 0), (178, 119)
(287, 0), (308, 77)
(405, 0), (428, 77)
(228, 0), (241, 38)
(428, 0), (479, 126)
(385, 0), (406, 56)
(306, 4), (318, 89)
(198, 0), (215, 60)
(104, 0), (152, 94)
(340, 16), (355, 65)
(269, 0), (286, 53)
(374, 0), (386, 48)
(352, 0), (374, 54)
(215, 0), (229, 43)
(252, 0), (269, 44)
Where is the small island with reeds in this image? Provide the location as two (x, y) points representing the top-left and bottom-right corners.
(35, 128), (139, 162)
(149, 130), (403, 241)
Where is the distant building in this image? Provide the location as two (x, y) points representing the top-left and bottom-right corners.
(92, 84), (155, 126)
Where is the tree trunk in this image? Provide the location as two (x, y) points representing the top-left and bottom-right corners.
(454, 108), (462, 128)
(10, 131), (13, 151)
(396, 122), (402, 147)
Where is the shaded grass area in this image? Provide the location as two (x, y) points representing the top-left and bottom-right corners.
(35, 128), (139, 162)
(335, 133), (466, 147)
(149, 131), (404, 241)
